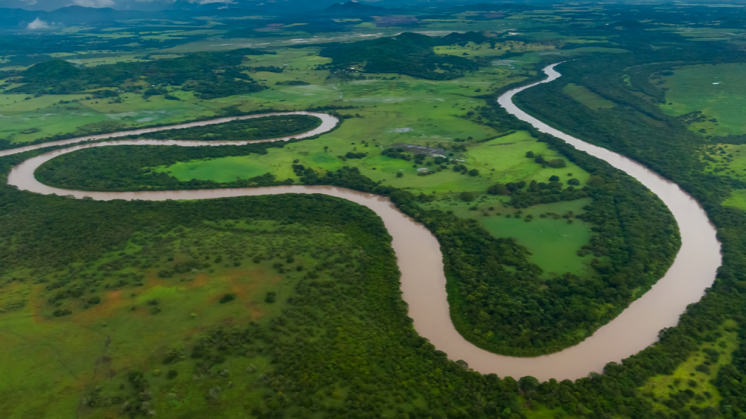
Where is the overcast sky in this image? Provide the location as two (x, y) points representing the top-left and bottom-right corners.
(0, 0), (402, 11)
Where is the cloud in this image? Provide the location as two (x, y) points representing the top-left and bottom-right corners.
(27, 17), (50, 29)
(72, 0), (115, 6)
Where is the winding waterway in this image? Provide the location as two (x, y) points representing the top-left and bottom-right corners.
(3, 65), (721, 380)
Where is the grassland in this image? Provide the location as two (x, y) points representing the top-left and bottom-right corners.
(639, 319), (739, 415)
(723, 189), (746, 211)
(159, 130), (588, 193)
(425, 197), (592, 275)
(562, 83), (615, 110)
(702, 143), (746, 182)
(658, 63), (746, 137)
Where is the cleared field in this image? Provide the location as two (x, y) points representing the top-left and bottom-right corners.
(659, 63), (746, 137)
(479, 200), (592, 275)
(639, 319), (739, 414)
(702, 143), (746, 182)
(723, 189), (746, 211)
(562, 83), (615, 110)
(160, 154), (298, 183)
(160, 130), (588, 194)
(424, 196), (592, 276)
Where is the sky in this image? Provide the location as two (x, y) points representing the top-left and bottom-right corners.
(2, 0), (744, 13)
(0, 0), (396, 11)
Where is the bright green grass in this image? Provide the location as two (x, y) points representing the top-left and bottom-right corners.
(425, 197), (592, 275)
(723, 189), (746, 210)
(702, 143), (746, 182)
(660, 63), (746, 136)
(479, 204), (592, 275)
(159, 129), (589, 196)
(639, 319), (739, 414)
(562, 83), (615, 110)
(464, 130), (590, 186)
(160, 154), (298, 182)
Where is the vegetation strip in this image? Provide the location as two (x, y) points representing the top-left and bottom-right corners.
(3, 65), (719, 379)
(0, 111), (338, 158)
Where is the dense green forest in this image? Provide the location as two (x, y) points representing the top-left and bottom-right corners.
(320, 32), (480, 80)
(141, 114), (322, 141)
(8, 49), (267, 99)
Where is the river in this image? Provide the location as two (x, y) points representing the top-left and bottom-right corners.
(3, 66), (721, 380)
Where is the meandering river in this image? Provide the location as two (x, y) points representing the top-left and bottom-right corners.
(3, 64), (721, 380)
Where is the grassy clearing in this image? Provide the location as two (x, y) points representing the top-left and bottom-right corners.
(723, 189), (746, 211)
(425, 197), (592, 276)
(479, 201), (592, 275)
(160, 154), (298, 183)
(639, 319), (739, 414)
(658, 63), (746, 137)
(161, 130), (588, 195)
(464, 130), (589, 185)
(702, 143), (746, 182)
(562, 83), (615, 110)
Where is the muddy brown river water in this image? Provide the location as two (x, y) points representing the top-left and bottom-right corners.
(3, 65), (721, 380)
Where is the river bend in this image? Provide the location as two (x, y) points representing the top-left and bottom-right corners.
(3, 66), (721, 380)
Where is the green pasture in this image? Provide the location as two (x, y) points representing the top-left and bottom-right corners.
(639, 319), (739, 414)
(563, 83), (615, 110)
(479, 200), (592, 275)
(723, 189), (746, 211)
(159, 154), (299, 183)
(659, 63), (746, 137)
(464, 130), (589, 185)
(702, 143), (746, 182)
(425, 197), (592, 276)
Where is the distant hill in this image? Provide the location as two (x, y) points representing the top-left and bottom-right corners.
(324, 1), (386, 16)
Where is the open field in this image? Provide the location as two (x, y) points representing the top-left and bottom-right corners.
(658, 63), (746, 137)
(562, 83), (615, 110)
(424, 196), (592, 275)
(723, 189), (746, 210)
(702, 143), (746, 182)
(159, 130), (589, 195)
(639, 319), (739, 414)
